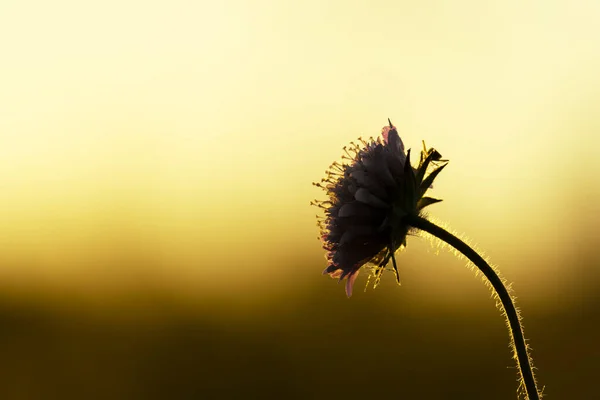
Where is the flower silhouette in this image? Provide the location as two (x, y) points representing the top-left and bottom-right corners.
(312, 120), (447, 296)
(312, 119), (542, 399)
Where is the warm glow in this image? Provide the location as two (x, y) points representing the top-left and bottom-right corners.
(1, 0), (599, 303)
(2, 2), (600, 399)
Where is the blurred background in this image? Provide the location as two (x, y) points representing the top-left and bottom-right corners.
(1, 0), (599, 398)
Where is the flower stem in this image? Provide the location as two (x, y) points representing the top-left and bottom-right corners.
(405, 214), (540, 400)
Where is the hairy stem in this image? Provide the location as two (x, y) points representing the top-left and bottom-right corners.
(405, 214), (540, 400)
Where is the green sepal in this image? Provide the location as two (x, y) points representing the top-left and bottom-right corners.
(416, 150), (436, 186)
(403, 149), (417, 208)
(417, 196), (443, 210)
(420, 162), (447, 196)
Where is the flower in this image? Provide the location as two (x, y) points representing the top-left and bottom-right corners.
(312, 119), (447, 297)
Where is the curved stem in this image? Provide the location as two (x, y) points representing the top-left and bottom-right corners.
(405, 214), (540, 400)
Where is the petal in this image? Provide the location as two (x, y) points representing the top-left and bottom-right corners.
(381, 126), (393, 144)
(350, 169), (387, 199)
(384, 151), (405, 177)
(361, 150), (397, 189)
(345, 270), (360, 297)
(326, 268), (343, 279)
(339, 225), (375, 245)
(355, 188), (388, 208)
(381, 125), (405, 155)
(338, 201), (372, 218)
(332, 240), (386, 272)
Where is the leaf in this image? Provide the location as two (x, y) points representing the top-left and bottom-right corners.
(403, 149), (417, 205)
(420, 162), (448, 196)
(415, 150), (436, 185)
(418, 196), (443, 210)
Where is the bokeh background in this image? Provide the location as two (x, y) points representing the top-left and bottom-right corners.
(1, 0), (599, 398)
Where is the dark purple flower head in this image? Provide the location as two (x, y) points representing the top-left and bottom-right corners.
(312, 120), (447, 296)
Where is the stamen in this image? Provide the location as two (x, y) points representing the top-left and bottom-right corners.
(343, 146), (354, 159)
(372, 251), (392, 289)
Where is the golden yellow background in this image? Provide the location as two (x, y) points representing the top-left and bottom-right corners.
(1, 0), (599, 398)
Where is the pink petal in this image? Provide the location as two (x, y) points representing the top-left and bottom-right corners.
(381, 125), (393, 143)
(345, 270), (360, 297)
(381, 125), (405, 156)
(354, 188), (388, 208)
(326, 268), (343, 279)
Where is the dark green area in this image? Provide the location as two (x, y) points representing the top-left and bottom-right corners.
(0, 278), (596, 400)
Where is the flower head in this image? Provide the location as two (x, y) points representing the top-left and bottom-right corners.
(312, 119), (447, 296)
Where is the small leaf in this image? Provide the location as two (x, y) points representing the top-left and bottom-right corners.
(418, 196), (443, 210)
(420, 162), (448, 196)
(416, 150), (436, 185)
(403, 149), (417, 205)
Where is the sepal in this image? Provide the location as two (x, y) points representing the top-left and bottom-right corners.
(418, 196), (443, 210)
